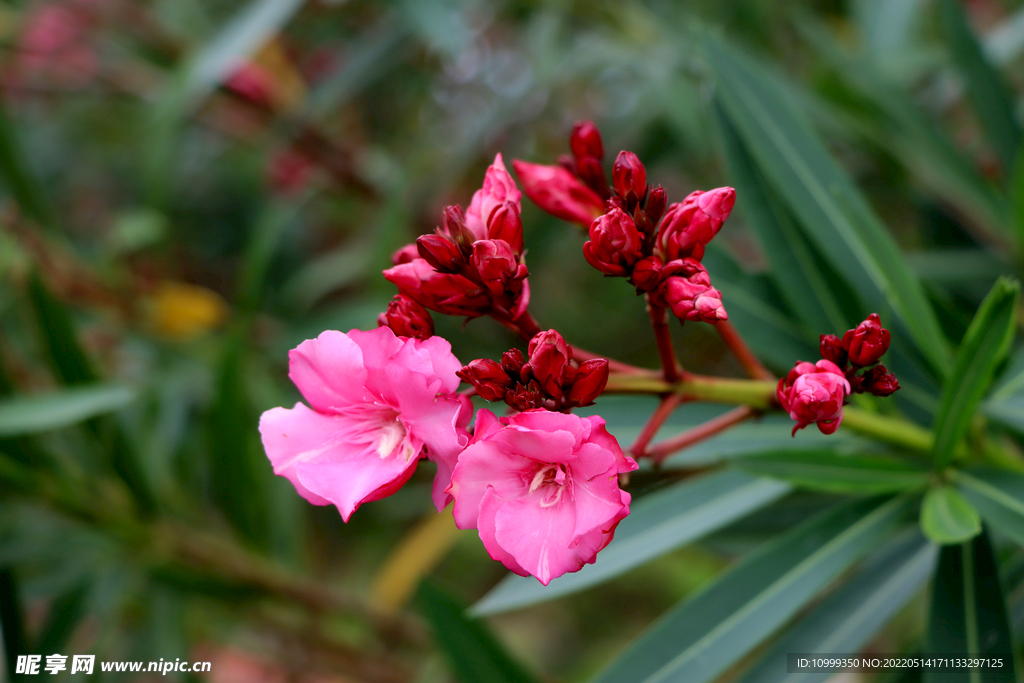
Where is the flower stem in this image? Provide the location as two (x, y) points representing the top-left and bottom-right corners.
(630, 393), (687, 457)
(649, 406), (757, 463)
(604, 372), (777, 409)
(647, 298), (681, 382)
(716, 320), (773, 381)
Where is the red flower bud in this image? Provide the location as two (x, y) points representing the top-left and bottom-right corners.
(501, 348), (526, 376)
(383, 258), (491, 317)
(819, 334), (847, 367)
(777, 360), (851, 436)
(582, 207), (644, 277)
(512, 160), (606, 227)
(612, 151), (646, 200)
(631, 255), (664, 293)
(471, 239), (527, 297)
(391, 243), (421, 265)
(486, 201), (524, 255)
(657, 187), (735, 262)
(659, 259), (727, 324)
(570, 121), (604, 161)
(505, 383), (544, 412)
(646, 186), (667, 226)
(842, 313), (890, 367)
(443, 204), (475, 249)
(527, 330), (572, 398)
(457, 359), (511, 401)
(575, 156), (610, 199)
(417, 234), (465, 273)
(567, 358), (609, 406)
(861, 364), (900, 397)
(377, 294), (434, 340)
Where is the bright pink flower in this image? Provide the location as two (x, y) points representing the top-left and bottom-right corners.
(777, 360), (851, 436)
(659, 259), (727, 323)
(383, 258), (491, 318)
(842, 313), (890, 367)
(448, 410), (637, 585)
(465, 154), (522, 241)
(259, 328), (469, 520)
(512, 160), (606, 227)
(16, 3), (97, 88)
(657, 187), (735, 262)
(583, 208), (644, 277)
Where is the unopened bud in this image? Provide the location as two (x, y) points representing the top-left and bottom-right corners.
(528, 329), (572, 398)
(501, 348), (526, 376)
(505, 381), (543, 412)
(457, 359), (511, 401)
(570, 121), (604, 161)
(486, 201), (524, 255)
(646, 187), (667, 226)
(660, 259), (727, 324)
(417, 234), (465, 273)
(842, 313), (890, 367)
(657, 187), (735, 262)
(861, 364), (900, 397)
(582, 207), (644, 277)
(471, 239), (526, 297)
(443, 205), (474, 249)
(567, 358), (609, 406)
(612, 151), (646, 200)
(391, 243), (421, 265)
(576, 156), (610, 199)
(377, 295), (434, 340)
(819, 334), (847, 367)
(631, 256), (664, 292)
(512, 160), (605, 227)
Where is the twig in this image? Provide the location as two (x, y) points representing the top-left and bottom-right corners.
(630, 393), (686, 458)
(649, 406), (757, 464)
(716, 320), (773, 381)
(647, 298), (681, 382)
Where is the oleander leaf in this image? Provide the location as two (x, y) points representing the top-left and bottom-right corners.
(737, 450), (930, 494)
(0, 385), (136, 437)
(956, 469), (1024, 548)
(921, 486), (982, 545)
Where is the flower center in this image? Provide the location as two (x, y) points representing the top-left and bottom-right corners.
(529, 463), (567, 507)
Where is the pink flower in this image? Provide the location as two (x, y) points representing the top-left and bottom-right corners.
(512, 160), (606, 227)
(259, 328), (469, 520)
(659, 258), (728, 323)
(383, 257), (492, 318)
(448, 410), (637, 585)
(777, 360), (851, 436)
(465, 154), (522, 241)
(657, 188), (735, 262)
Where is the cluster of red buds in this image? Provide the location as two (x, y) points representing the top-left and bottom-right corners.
(514, 123), (731, 326)
(457, 330), (609, 412)
(380, 155), (531, 334)
(778, 314), (900, 435)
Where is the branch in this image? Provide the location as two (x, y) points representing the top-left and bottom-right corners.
(716, 320), (773, 380)
(649, 406), (757, 464)
(647, 298), (681, 382)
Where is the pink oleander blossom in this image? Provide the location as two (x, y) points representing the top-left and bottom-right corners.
(259, 327), (469, 521)
(465, 154), (522, 241)
(448, 409), (637, 585)
(512, 160), (606, 227)
(777, 360), (851, 436)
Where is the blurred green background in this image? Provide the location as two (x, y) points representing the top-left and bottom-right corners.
(1, 0), (1023, 681)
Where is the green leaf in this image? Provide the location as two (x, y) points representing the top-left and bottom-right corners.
(237, 199), (308, 315)
(589, 496), (909, 683)
(714, 100), (849, 336)
(417, 582), (538, 683)
(921, 486), (982, 545)
(735, 532), (935, 683)
(0, 385), (135, 437)
(932, 277), (1019, 469)
(956, 469), (1024, 548)
(737, 450), (930, 494)
(0, 568), (27, 683)
(0, 102), (56, 232)
(707, 37), (952, 374)
(925, 529), (1017, 682)
(33, 583), (89, 657)
(939, 0), (1022, 175)
(471, 471), (791, 616)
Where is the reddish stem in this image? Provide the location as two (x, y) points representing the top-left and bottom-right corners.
(647, 298), (681, 383)
(649, 406), (757, 464)
(717, 320), (773, 381)
(629, 393), (686, 458)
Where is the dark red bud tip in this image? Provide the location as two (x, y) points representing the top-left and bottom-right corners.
(842, 313), (891, 366)
(570, 121), (604, 161)
(612, 151), (646, 201)
(442, 204), (474, 248)
(819, 334), (847, 367)
(862, 364), (900, 397)
(417, 234), (464, 273)
(631, 255), (663, 293)
(501, 348), (526, 375)
(486, 201), (524, 255)
(378, 295), (434, 340)
(528, 329), (572, 399)
(646, 187), (667, 226)
(567, 358), (609, 406)
(456, 359), (511, 402)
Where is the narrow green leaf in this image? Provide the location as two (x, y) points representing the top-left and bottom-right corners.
(0, 102), (56, 232)
(925, 529), (1017, 682)
(0, 385), (135, 437)
(707, 37), (952, 374)
(737, 450), (930, 494)
(956, 469), (1024, 548)
(939, 0), (1022, 175)
(932, 277), (1019, 469)
(471, 471), (791, 616)
(0, 568), (27, 683)
(27, 273), (97, 385)
(590, 496), (909, 683)
(921, 486), (982, 545)
(237, 199), (308, 314)
(736, 532), (935, 683)
(417, 582), (538, 683)
(714, 100), (849, 336)
(33, 583), (88, 657)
